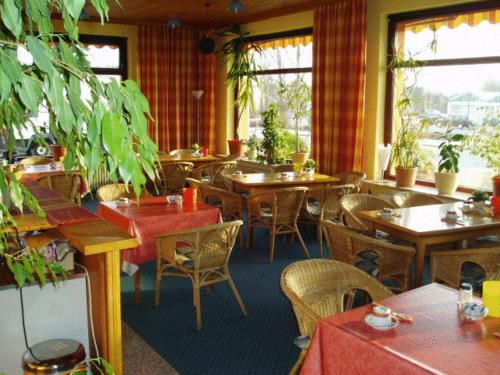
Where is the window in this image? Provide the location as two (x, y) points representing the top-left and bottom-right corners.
(248, 30), (313, 153)
(386, 3), (500, 191)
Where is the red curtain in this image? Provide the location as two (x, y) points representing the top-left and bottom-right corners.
(138, 26), (215, 152)
(312, 0), (367, 175)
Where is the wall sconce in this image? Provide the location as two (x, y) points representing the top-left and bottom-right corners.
(228, 0), (245, 13)
(166, 18), (182, 28)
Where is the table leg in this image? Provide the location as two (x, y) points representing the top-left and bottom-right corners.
(134, 269), (141, 304)
(415, 241), (426, 287)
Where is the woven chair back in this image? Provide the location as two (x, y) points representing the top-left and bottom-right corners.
(19, 157), (53, 167)
(431, 247), (500, 289)
(169, 149), (193, 158)
(160, 162), (193, 194)
(96, 183), (151, 202)
(38, 173), (82, 203)
(192, 161), (237, 189)
(281, 259), (392, 338)
(392, 191), (444, 208)
(333, 172), (366, 192)
(339, 193), (395, 229)
(305, 184), (356, 221)
(273, 187), (307, 225)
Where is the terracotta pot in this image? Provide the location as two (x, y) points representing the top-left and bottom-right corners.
(395, 167), (417, 187)
(434, 171), (459, 195)
(50, 144), (63, 161)
(493, 175), (500, 197)
(228, 139), (243, 156)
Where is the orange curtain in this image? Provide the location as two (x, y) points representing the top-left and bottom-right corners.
(138, 26), (216, 152)
(312, 0), (367, 175)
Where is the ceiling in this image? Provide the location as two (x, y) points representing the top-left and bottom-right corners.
(86, 0), (327, 28)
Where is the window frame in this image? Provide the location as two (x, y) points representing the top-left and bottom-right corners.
(384, 0), (500, 190)
(79, 35), (128, 80)
(234, 28), (313, 135)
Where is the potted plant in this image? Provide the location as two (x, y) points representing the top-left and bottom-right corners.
(434, 129), (464, 194)
(278, 76), (311, 166)
(389, 55), (429, 187)
(191, 143), (201, 157)
(246, 135), (259, 160)
(467, 190), (490, 210)
(220, 25), (261, 154)
(260, 104), (287, 164)
(304, 159), (317, 175)
(463, 124), (500, 196)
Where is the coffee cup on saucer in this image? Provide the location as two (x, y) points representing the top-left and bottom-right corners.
(445, 209), (458, 221)
(371, 305), (392, 325)
(379, 208), (393, 219)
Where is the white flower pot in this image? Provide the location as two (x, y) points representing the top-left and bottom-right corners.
(434, 171), (459, 195)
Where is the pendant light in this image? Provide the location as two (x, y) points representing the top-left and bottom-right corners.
(228, 0), (245, 13)
(198, 2), (216, 54)
(166, 18), (182, 28)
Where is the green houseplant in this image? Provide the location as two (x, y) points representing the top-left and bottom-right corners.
(246, 135), (259, 160)
(303, 159), (316, 174)
(220, 25), (261, 154)
(0, 0), (157, 290)
(259, 104), (287, 164)
(434, 129), (464, 194)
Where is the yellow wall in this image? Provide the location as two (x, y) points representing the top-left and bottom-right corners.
(53, 20), (139, 81)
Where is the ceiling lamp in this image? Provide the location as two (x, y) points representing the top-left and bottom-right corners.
(228, 0), (245, 13)
(199, 2), (216, 54)
(166, 18), (182, 28)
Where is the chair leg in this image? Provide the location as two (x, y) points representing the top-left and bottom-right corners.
(269, 230), (276, 263)
(193, 279), (202, 330)
(134, 269), (141, 304)
(294, 225), (311, 258)
(155, 267), (162, 307)
(226, 268), (249, 316)
(289, 350), (307, 375)
(247, 222), (254, 250)
(318, 224), (323, 258)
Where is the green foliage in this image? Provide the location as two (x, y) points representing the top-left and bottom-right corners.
(470, 190), (490, 202)
(277, 75), (311, 152)
(71, 357), (114, 374)
(282, 130), (308, 158)
(304, 159), (316, 169)
(246, 134), (259, 151)
(259, 104), (287, 164)
(219, 25), (261, 138)
(190, 143), (200, 151)
(0, 0), (158, 286)
(437, 129), (464, 173)
(463, 124), (500, 176)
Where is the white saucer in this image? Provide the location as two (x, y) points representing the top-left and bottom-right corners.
(377, 212), (393, 219)
(364, 314), (399, 330)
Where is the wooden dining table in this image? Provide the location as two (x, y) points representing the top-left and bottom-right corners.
(22, 163), (90, 196)
(158, 153), (220, 168)
(358, 202), (500, 286)
(224, 172), (340, 194)
(301, 283), (500, 374)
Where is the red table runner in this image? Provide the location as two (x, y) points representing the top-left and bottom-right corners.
(97, 199), (222, 265)
(46, 206), (99, 226)
(301, 283), (500, 375)
(22, 165), (89, 196)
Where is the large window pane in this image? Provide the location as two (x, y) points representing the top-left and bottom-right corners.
(251, 44), (312, 70)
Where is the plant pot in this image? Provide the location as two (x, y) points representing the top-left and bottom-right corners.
(434, 171), (459, 195)
(247, 149), (257, 160)
(291, 152), (309, 165)
(50, 144), (63, 161)
(493, 175), (500, 197)
(228, 140), (243, 156)
(395, 167), (417, 188)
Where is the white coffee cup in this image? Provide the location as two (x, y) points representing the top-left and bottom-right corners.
(371, 305), (392, 326)
(445, 210), (458, 221)
(380, 208), (393, 219)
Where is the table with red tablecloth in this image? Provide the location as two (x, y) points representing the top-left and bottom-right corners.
(22, 164), (89, 196)
(301, 283), (500, 375)
(97, 197), (222, 267)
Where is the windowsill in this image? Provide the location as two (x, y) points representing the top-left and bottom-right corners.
(364, 179), (470, 202)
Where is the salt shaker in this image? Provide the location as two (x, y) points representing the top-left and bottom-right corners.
(457, 282), (473, 309)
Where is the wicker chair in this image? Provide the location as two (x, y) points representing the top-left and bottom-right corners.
(323, 221), (415, 291)
(247, 187), (310, 263)
(392, 191), (444, 208)
(169, 149), (194, 158)
(431, 247), (500, 290)
(38, 173), (83, 205)
(191, 161), (238, 189)
(333, 171), (366, 192)
(158, 161), (193, 194)
(281, 259), (392, 374)
(19, 156), (53, 167)
(300, 184), (355, 257)
(339, 193), (395, 230)
(96, 183), (151, 202)
(155, 221), (248, 330)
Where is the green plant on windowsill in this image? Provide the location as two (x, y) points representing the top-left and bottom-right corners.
(303, 159), (316, 170)
(470, 190), (490, 203)
(259, 104), (287, 164)
(434, 128), (464, 195)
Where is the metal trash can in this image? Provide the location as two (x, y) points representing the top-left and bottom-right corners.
(22, 338), (85, 374)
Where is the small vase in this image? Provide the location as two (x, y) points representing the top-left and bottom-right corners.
(247, 149), (257, 160)
(228, 140), (243, 156)
(493, 175), (500, 197)
(395, 167), (417, 188)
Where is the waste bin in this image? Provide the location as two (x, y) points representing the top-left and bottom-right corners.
(22, 338), (85, 374)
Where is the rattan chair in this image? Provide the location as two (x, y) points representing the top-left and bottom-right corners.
(392, 191), (444, 208)
(323, 221), (415, 291)
(247, 187), (310, 263)
(300, 184), (355, 257)
(431, 247), (500, 290)
(96, 183), (151, 202)
(19, 156), (53, 167)
(158, 161), (193, 194)
(38, 173), (83, 205)
(169, 149), (194, 158)
(339, 193), (395, 230)
(191, 161), (237, 189)
(281, 259), (392, 374)
(155, 221), (248, 330)
(333, 171), (366, 192)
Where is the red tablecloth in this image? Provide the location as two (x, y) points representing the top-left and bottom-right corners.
(46, 206), (99, 225)
(97, 199), (222, 265)
(301, 283), (500, 375)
